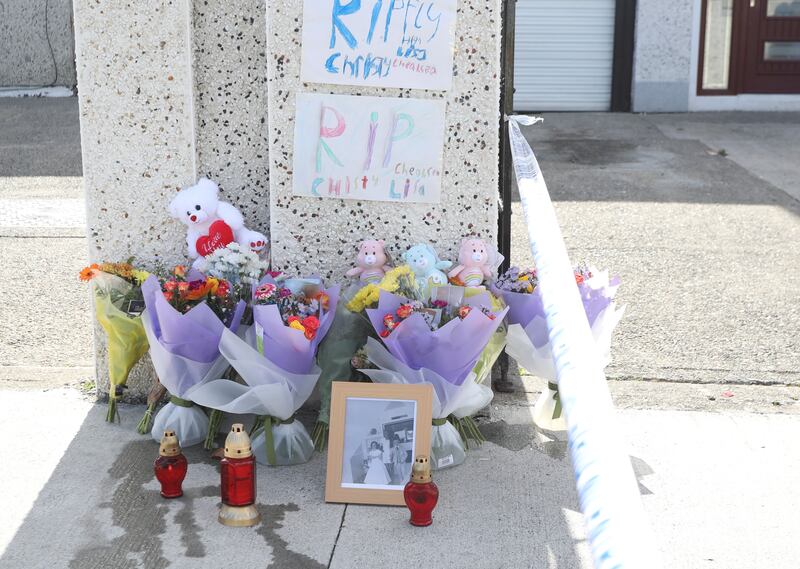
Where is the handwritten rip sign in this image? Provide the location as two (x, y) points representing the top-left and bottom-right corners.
(292, 93), (446, 204)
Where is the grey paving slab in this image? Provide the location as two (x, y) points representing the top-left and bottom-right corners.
(329, 440), (591, 569)
(493, 376), (800, 416)
(0, 198), (85, 227)
(3, 388), (800, 569)
(0, 390), (344, 569)
(0, 176), (83, 199)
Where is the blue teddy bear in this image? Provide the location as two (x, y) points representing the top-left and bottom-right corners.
(403, 243), (453, 294)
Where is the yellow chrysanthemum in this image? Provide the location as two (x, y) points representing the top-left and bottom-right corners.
(378, 265), (415, 293)
(346, 266), (418, 313)
(346, 284), (378, 313)
(132, 270), (150, 284)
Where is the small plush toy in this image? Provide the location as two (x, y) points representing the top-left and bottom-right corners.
(346, 239), (391, 283)
(169, 178), (267, 267)
(403, 243), (452, 294)
(448, 237), (504, 287)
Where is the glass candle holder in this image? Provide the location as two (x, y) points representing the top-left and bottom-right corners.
(154, 430), (188, 499)
(403, 456), (439, 527)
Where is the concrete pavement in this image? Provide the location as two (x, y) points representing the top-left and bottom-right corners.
(1, 388), (799, 569)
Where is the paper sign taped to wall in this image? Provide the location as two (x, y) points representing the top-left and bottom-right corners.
(292, 93), (446, 204)
(300, 0), (458, 91)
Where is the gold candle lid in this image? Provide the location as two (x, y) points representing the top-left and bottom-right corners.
(224, 423), (253, 459)
(410, 455), (432, 483)
(159, 430), (181, 457)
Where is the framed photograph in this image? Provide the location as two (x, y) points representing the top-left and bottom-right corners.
(325, 382), (433, 506)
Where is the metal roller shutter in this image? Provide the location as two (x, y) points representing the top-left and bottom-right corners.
(514, 0), (617, 111)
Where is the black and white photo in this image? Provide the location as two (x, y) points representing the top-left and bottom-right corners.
(340, 398), (416, 489)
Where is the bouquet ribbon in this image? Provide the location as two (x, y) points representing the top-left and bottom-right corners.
(170, 395), (194, 408)
(548, 382), (563, 420)
(260, 415), (297, 466)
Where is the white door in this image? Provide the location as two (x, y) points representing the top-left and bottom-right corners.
(514, 0), (617, 111)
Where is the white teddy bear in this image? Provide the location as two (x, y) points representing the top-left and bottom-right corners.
(169, 178), (267, 268)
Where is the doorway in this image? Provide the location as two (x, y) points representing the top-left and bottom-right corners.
(699, 0), (800, 94)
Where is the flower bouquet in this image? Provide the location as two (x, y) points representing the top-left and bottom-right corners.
(176, 244), (267, 447)
(188, 276), (340, 465)
(358, 288), (508, 470)
(496, 265), (625, 432)
(139, 273), (245, 447)
(195, 242), (267, 315)
(312, 266), (419, 449)
(80, 261), (151, 422)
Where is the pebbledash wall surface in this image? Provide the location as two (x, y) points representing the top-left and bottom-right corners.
(73, 0), (502, 399)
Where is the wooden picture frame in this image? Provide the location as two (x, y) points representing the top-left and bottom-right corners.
(325, 382), (433, 506)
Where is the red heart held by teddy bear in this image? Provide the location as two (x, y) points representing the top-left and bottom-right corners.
(196, 220), (234, 256)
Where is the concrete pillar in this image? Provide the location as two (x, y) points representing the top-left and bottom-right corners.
(74, 0), (270, 400)
(74, 0), (196, 400)
(76, 0), (501, 399)
(266, 2), (503, 278)
(192, 0), (270, 232)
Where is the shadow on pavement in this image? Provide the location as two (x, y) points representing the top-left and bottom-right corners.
(515, 112), (800, 215)
(1, 398), (605, 569)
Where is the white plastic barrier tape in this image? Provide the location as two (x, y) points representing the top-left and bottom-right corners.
(507, 115), (660, 569)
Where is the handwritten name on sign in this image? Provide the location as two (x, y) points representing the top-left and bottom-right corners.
(300, 0), (458, 90)
(292, 93), (446, 204)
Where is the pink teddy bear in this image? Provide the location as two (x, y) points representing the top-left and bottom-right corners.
(346, 239), (392, 283)
(448, 238), (503, 287)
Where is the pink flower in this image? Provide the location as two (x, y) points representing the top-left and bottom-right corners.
(254, 283), (277, 300)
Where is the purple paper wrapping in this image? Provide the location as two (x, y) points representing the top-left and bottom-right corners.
(252, 283), (341, 375)
(498, 272), (620, 349)
(366, 290), (508, 386)
(142, 276), (245, 363)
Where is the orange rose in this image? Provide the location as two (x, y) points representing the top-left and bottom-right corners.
(184, 279), (212, 301)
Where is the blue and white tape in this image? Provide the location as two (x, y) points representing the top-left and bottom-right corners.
(508, 115), (660, 569)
